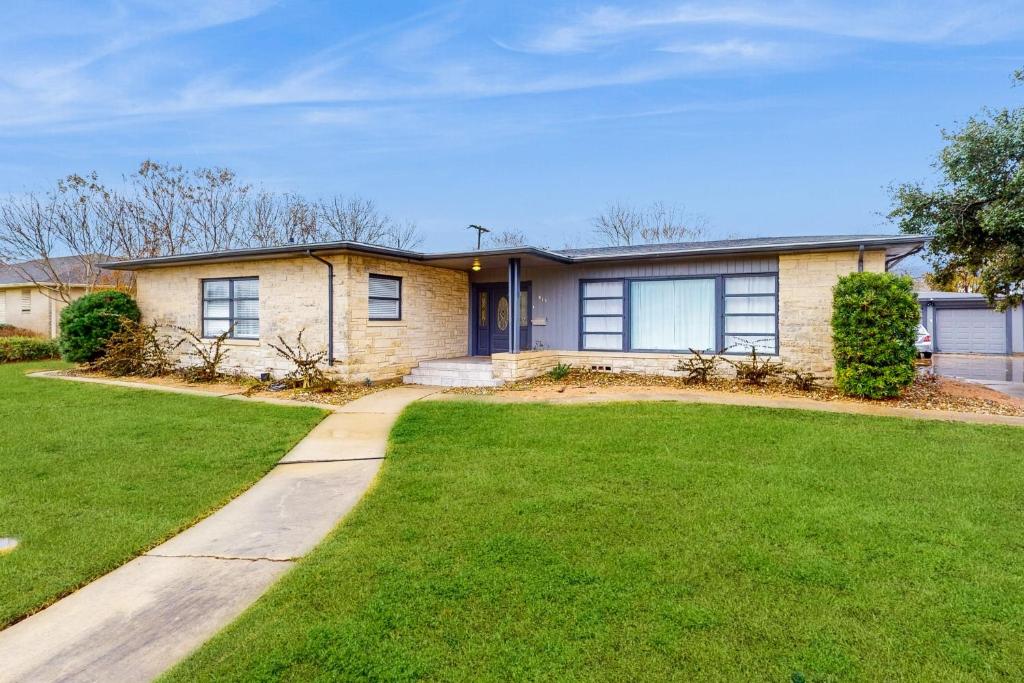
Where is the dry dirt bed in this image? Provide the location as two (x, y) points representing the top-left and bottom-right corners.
(449, 369), (1024, 417)
(61, 369), (401, 407)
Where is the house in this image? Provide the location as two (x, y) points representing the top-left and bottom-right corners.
(0, 257), (95, 338)
(917, 291), (1022, 355)
(103, 234), (927, 386)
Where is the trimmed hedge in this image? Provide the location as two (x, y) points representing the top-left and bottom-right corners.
(832, 272), (920, 398)
(0, 337), (60, 363)
(59, 290), (141, 363)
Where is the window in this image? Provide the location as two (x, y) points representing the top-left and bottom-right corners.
(578, 273), (779, 355)
(723, 275), (777, 354)
(581, 280), (624, 350)
(20, 288), (31, 313)
(630, 278), (716, 351)
(202, 278), (259, 339)
(369, 274), (401, 320)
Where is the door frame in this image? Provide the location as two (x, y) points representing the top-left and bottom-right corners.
(470, 281), (532, 355)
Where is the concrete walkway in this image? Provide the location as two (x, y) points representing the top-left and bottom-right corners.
(0, 382), (438, 683)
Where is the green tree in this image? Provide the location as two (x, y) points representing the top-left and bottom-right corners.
(889, 68), (1024, 310)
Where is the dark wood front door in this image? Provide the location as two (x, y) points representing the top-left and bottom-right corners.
(474, 283), (530, 355)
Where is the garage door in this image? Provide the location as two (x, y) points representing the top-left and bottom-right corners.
(935, 308), (1007, 354)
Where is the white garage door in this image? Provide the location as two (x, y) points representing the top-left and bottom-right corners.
(936, 307), (1006, 354)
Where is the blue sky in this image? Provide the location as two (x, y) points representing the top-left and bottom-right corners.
(1, 1), (1022, 251)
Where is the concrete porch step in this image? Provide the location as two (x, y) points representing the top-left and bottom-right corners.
(403, 356), (504, 388)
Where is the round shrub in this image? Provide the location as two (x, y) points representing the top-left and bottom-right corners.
(831, 272), (920, 398)
(59, 290), (141, 363)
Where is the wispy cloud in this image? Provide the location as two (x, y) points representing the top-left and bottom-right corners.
(514, 1), (1024, 54)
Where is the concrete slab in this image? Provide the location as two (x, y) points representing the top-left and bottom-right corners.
(151, 459), (381, 561)
(0, 555), (291, 683)
(279, 412), (395, 462)
(336, 385), (439, 414)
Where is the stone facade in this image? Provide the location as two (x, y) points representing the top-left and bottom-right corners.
(492, 350), (719, 381)
(134, 254), (468, 381)
(0, 285), (86, 338)
(777, 249), (886, 373)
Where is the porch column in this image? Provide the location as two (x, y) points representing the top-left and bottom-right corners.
(508, 257), (521, 353)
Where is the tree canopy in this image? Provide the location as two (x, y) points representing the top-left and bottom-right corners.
(889, 69), (1024, 310)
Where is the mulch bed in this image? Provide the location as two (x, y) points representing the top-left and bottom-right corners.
(448, 368), (1024, 417)
(59, 368), (402, 407)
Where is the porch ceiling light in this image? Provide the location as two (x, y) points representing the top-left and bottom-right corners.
(471, 258), (481, 272)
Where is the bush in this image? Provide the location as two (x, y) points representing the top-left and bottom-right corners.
(90, 320), (182, 377)
(548, 363), (572, 380)
(832, 272), (919, 398)
(0, 337), (60, 363)
(59, 291), (141, 363)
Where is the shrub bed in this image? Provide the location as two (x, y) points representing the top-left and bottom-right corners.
(832, 272), (919, 398)
(59, 291), (141, 363)
(0, 337), (60, 363)
(0, 323), (41, 338)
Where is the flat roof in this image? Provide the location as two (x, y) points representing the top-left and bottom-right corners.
(102, 234), (929, 271)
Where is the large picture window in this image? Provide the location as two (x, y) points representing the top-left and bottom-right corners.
(203, 278), (259, 339)
(369, 274), (402, 320)
(630, 278), (716, 351)
(579, 273), (779, 354)
(581, 280), (624, 350)
(723, 275), (777, 354)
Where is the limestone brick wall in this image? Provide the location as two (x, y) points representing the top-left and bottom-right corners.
(134, 257), (330, 377)
(338, 256), (468, 381)
(778, 249), (886, 373)
(493, 349), (738, 381)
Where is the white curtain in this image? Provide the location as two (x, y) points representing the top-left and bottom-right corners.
(630, 279), (715, 351)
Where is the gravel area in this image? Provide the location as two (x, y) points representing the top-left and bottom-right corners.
(448, 368), (1024, 417)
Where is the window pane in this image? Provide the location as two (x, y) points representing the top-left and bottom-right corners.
(584, 316), (623, 333)
(630, 279), (715, 351)
(520, 291), (528, 327)
(233, 319), (259, 338)
(203, 299), (230, 318)
(369, 298), (400, 319)
(725, 275), (776, 295)
(725, 315), (775, 334)
(583, 298), (623, 315)
(724, 334), (776, 354)
(203, 318), (229, 336)
(234, 279), (259, 299)
(368, 276), (399, 298)
(725, 295), (775, 314)
(478, 291), (488, 326)
(204, 280), (229, 299)
(583, 333), (622, 350)
(235, 299), (259, 319)
(584, 281), (623, 298)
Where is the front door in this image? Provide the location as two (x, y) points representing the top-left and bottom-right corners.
(474, 283), (530, 355)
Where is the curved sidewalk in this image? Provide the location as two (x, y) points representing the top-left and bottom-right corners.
(0, 382), (438, 683)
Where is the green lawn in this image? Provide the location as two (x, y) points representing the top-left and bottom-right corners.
(164, 400), (1024, 681)
(0, 362), (324, 628)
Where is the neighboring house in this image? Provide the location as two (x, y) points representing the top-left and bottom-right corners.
(917, 292), (1023, 355)
(103, 234), (927, 386)
(0, 257), (95, 338)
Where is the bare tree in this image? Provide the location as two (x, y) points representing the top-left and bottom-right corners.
(186, 167), (250, 252)
(593, 201), (709, 246)
(387, 220), (424, 250)
(484, 229), (529, 248)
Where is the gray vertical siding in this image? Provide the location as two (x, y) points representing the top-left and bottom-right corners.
(471, 255), (778, 350)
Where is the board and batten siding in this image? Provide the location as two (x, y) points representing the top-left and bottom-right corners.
(470, 255), (778, 351)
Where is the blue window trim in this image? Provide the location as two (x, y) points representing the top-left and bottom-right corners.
(578, 272), (779, 355)
(201, 276), (259, 340)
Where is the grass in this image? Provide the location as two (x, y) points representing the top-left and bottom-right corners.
(0, 361), (325, 628)
(165, 401), (1024, 681)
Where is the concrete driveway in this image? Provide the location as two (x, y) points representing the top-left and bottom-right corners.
(932, 354), (1024, 399)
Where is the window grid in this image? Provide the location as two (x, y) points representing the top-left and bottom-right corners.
(202, 277), (259, 339)
(580, 279), (625, 351)
(721, 274), (778, 355)
(368, 274), (402, 321)
(579, 273), (780, 355)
